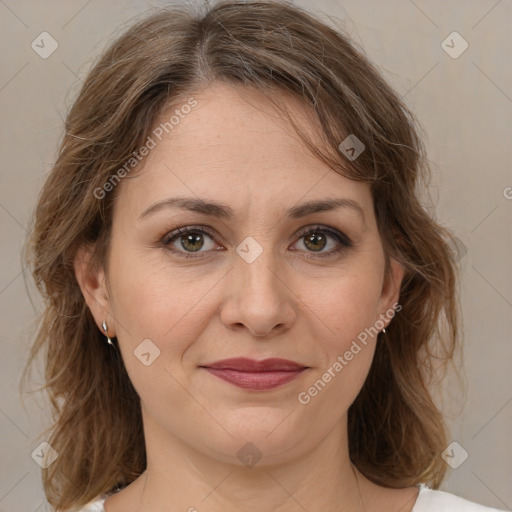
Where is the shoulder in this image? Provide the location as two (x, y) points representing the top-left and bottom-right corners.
(72, 496), (106, 511)
(413, 484), (508, 512)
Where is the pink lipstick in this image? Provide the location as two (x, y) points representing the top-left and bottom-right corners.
(200, 357), (309, 391)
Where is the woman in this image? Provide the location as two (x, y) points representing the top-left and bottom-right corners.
(21, 1), (506, 511)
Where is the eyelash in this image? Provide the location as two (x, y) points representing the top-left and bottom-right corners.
(160, 224), (353, 260)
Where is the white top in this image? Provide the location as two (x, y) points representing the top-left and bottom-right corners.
(77, 483), (508, 511)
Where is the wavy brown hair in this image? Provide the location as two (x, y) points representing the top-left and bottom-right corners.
(21, 1), (463, 510)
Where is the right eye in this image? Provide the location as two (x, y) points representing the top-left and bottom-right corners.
(161, 225), (224, 258)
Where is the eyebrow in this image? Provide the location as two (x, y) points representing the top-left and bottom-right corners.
(138, 196), (366, 225)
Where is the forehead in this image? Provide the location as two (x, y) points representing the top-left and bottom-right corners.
(114, 83), (372, 217)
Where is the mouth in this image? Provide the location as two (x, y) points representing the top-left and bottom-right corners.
(199, 357), (310, 391)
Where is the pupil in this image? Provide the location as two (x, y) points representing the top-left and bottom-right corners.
(305, 232), (326, 251)
(182, 232), (203, 252)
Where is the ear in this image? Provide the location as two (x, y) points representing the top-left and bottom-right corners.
(377, 256), (405, 327)
(74, 244), (115, 337)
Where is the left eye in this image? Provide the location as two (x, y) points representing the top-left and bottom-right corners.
(293, 226), (351, 256)
(161, 225), (352, 259)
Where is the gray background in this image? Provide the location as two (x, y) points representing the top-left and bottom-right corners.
(0, 1), (511, 511)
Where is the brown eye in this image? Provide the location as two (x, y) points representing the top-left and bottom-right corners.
(303, 231), (328, 252)
(162, 226), (220, 258)
(292, 225), (353, 258)
(178, 231), (205, 252)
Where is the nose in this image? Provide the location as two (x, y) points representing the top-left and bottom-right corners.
(219, 246), (297, 338)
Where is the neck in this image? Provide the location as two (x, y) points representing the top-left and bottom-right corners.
(127, 414), (364, 512)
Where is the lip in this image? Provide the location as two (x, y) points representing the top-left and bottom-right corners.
(200, 358), (309, 391)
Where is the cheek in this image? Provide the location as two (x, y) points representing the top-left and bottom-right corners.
(298, 263), (383, 387)
(305, 267), (383, 342)
(108, 261), (212, 407)
(295, 276), (382, 420)
(108, 250), (220, 359)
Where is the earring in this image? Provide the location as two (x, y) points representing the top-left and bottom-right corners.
(382, 327), (386, 334)
(102, 321), (114, 346)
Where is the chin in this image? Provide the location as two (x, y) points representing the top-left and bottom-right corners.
(199, 409), (308, 467)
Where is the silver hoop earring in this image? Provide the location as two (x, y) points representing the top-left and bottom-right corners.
(102, 321), (114, 347)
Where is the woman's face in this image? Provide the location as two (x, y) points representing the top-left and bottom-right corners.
(78, 83), (404, 466)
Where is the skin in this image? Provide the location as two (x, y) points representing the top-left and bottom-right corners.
(75, 82), (419, 512)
